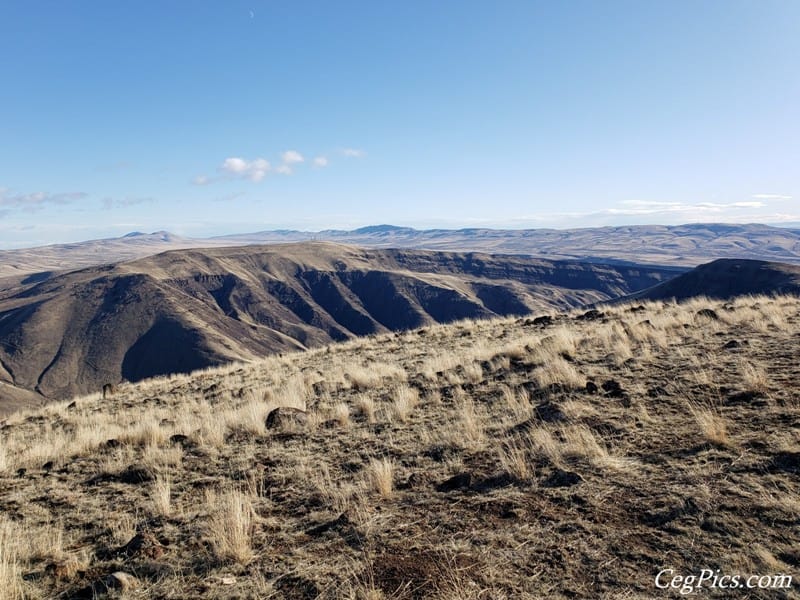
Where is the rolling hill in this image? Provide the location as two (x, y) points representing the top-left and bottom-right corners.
(2, 223), (800, 281)
(0, 243), (680, 408)
(628, 258), (800, 301)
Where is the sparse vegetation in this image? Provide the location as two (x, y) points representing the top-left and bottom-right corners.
(0, 294), (798, 598)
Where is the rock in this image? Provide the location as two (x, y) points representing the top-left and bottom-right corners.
(542, 469), (583, 488)
(67, 401), (77, 410)
(629, 305), (647, 313)
(42, 461), (54, 472)
(118, 464), (155, 484)
(577, 309), (604, 321)
(119, 532), (164, 559)
(534, 400), (566, 423)
(16, 468), (26, 477)
(265, 406), (308, 430)
(104, 439), (120, 449)
(585, 381), (598, 395)
(221, 576), (236, 585)
(104, 571), (139, 591)
(169, 433), (190, 446)
(435, 472), (472, 492)
(601, 380), (625, 398)
(532, 315), (553, 326)
(696, 308), (719, 320)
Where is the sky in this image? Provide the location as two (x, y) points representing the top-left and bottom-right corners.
(1, 1), (799, 248)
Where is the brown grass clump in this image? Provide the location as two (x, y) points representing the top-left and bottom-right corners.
(391, 384), (419, 422)
(207, 488), (255, 565)
(367, 458), (394, 499)
(0, 519), (24, 600)
(689, 403), (731, 448)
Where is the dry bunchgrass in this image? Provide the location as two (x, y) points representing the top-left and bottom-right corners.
(207, 488), (255, 564)
(152, 475), (172, 517)
(355, 396), (377, 423)
(391, 384), (419, 422)
(689, 403), (731, 448)
(367, 458), (394, 499)
(741, 360), (769, 394)
(0, 518), (23, 600)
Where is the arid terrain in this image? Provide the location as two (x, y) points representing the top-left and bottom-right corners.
(2, 223), (800, 280)
(0, 293), (798, 598)
(0, 243), (679, 407)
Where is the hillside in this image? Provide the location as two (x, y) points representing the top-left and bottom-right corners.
(2, 223), (800, 280)
(628, 258), (800, 301)
(0, 295), (798, 598)
(0, 243), (679, 407)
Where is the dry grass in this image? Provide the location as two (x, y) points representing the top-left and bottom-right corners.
(391, 384), (419, 422)
(207, 488), (255, 565)
(689, 403), (731, 448)
(0, 294), (798, 598)
(367, 458), (394, 499)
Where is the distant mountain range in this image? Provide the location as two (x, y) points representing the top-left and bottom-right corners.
(0, 243), (680, 408)
(2, 223), (800, 281)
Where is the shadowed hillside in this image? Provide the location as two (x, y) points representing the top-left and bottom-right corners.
(0, 243), (679, 406)
(628, 259), (800, 301)
(0, 295), (797, 598)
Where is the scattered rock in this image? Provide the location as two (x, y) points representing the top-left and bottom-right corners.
(435, 472), (472, 492)
(768, 451), (800, 475)
(723, 340), (741, 349)
(265, 406), (308, 430)
(585, 381), (598, 395)
(725, 390), (767, 406)
(119, 532), (164, 559)
(169, 433), (190, 445)
(104, 571), (140, 592)
(104, 439), (120, 449)
(16, 468), (26, 477)
(66, 401), (77, 410)
(42, 461), (54, 472)
(629, 305), (647, 313)
(542, 469), (583, 488)
(577, 309), (604, 321)
(534, 400), (566, 423)
(532, 315), (553, 326)
(118, 464), (155, 484)
(601, 379), (625, 398)
(696, 308), (719, 320)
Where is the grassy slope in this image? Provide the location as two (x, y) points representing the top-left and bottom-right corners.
(0, 295), (798, 599)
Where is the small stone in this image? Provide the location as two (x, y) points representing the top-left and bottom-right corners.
(105, 571), (139, 591)
(435, 472), (472, 492)
(265, 406), (308, 430)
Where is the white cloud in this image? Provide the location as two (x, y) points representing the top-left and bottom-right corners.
(0, 189), (88, 213)
(281, 150), (304, 165)
(102, 197), (154, 210)
(219, 156), (271, 182)
(192, 175), (210, 186)
(274, 165), (293, 175)
(340, 148), (365, 158)
(752, 193), (792, 200)
(313, 156), (329, 168)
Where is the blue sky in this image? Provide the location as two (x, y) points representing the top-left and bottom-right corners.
(1, 1), (798, 248)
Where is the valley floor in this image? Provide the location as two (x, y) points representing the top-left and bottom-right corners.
(1, 295), (799, 599)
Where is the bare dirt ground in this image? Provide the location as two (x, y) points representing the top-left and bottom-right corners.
(0, 294), (798, 599)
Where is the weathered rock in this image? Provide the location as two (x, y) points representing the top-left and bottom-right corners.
(601, 379), (625, 398)
(532, 315), (553, 326)
(542, 469), (583, 488)
(435, 472), (472, 492)
(265, 406), (308, 430)
(118, 464), (155, 484)
(585, 381), (598, 395)
(696, 308), (719, 320)
(104, 571), (140, 591)
(577, 309), (604, 321)
(119, 532), (164, 559)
